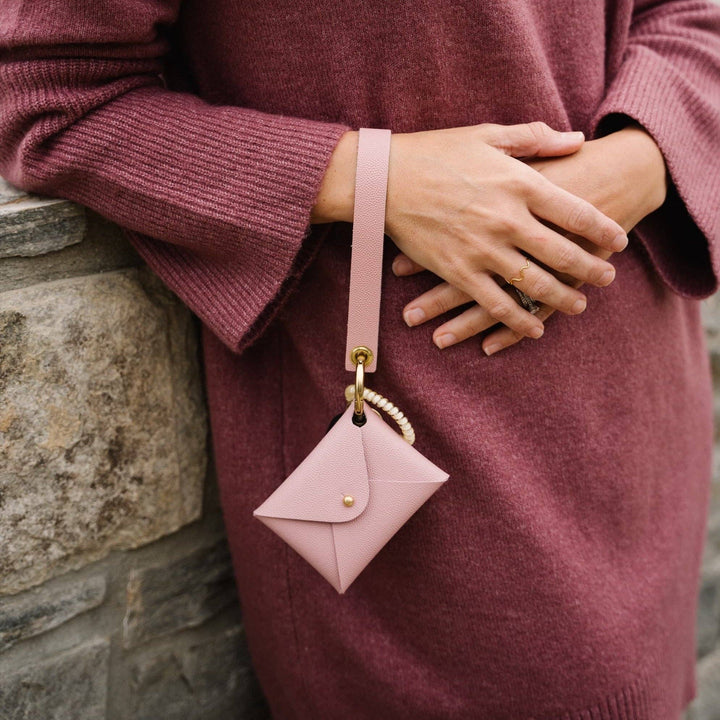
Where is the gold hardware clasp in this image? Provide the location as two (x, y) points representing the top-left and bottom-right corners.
(350, 346), (373, 419)
(349, 345), (374, 367)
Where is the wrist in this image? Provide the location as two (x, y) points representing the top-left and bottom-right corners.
(603, 123), (668, 219)
(310, 130), (359, 224)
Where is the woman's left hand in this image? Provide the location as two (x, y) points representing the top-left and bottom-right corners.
(394, 122), (668, 355)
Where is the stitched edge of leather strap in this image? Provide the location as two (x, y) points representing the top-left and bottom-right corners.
(344, 127), (392, 373)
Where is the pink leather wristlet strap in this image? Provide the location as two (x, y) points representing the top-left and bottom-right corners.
(344, 127), (392, 373)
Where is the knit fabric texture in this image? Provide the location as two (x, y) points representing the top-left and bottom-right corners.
(1, 1), (719, 718)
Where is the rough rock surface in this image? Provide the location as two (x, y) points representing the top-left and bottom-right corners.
(0, 177), (86, 258)
(0, 638), (110, 720)
(0, 574), (106, 651)
(123, 540), (238, 648)
(0, 267), (207, 594)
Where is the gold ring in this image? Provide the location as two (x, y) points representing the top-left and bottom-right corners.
(506, 258), (530, 286)
(510, 285), (540, 314)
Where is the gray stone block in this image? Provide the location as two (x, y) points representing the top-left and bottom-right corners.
(0, 267), (207, 594)
(687, 648), (720, 720)
(123, 540), (239, 648)
(0, 177), (86, 258)
(0, 637), (110, 720)
(128, 625), (270, 720)
(0, 574), (106, 652)
(697, 563), (720, 658)
(0, 209), (143, 295)
(704, 513), (720, 569)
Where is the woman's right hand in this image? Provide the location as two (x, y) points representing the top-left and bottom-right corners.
(383, 122), (628, 340)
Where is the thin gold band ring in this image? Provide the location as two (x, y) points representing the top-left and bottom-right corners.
(506, 258), (530, 286)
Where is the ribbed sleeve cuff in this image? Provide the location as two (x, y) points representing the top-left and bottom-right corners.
(23, 86), (354, 261)
(17, 85), (354, 353)
(590, 44), (720, 299)
(126, 219), (335, 356)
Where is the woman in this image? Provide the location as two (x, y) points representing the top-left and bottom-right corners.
(1, 1), (718, 718)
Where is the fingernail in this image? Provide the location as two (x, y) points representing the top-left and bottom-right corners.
(484, 343), (501, 356)
(612, 233), (628, 251)
(572, 297), (587, 314)
(435, 333), (456, 349)
(393, 257), (413, 275)
(404, 307), (426, 326)
(565, 131), (585, 142)
(529, 326), (544, 339)
(601, 268), (616, 285)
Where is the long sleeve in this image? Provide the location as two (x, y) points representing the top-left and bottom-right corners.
(0, 1), (354, 354)
(589, 0), (720, 300)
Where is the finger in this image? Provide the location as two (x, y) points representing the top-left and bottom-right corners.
(486, 250), (589, 316)
(392, 253), (426, 276)
(432, 302), (500, 349)
(450, 270), (545, 341)
(479, 121), (585, 159)
(432, 281), (554, 349)
(528, 175), (628, 253)
(402, 282), (473, 326)
(482, 304), (557, 356)
(517, 221), (618, 288)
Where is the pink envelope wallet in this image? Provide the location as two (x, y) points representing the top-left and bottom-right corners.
(253, 128), (450, 594)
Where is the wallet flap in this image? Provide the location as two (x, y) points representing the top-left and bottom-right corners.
(253, 401), (371, 523)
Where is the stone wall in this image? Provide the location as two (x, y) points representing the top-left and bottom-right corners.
(0, 176), (719, 719)
(0, 178), (271, 720)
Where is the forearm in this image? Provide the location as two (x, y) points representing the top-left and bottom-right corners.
(542, 123), (668, 231)
(311, 124), (667, 230)
(310, 130), (359, 224)
(589, 123), (668, 231)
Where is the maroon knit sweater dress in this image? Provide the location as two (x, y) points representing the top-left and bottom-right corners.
(2, 2), (720, 718)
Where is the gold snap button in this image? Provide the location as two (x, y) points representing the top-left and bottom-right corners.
(343, 495), (354, 507)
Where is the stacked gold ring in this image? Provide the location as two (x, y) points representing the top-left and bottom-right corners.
(511, 286), (540, 314)
(505, 258), (540, 314)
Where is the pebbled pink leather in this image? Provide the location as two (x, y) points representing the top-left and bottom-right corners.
(253, 400), (449, 593)
(344, 127), (392, 373)
(254, 401), (371, 523)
